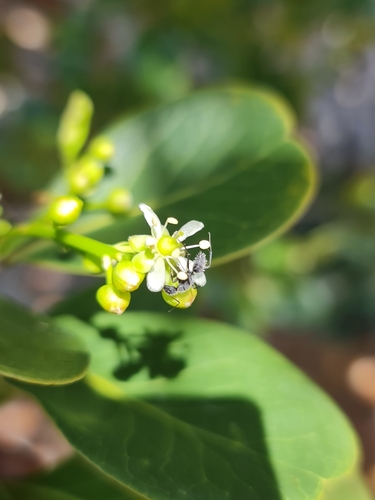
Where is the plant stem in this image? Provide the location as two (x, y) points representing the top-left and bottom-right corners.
(10, 223), (121, 261)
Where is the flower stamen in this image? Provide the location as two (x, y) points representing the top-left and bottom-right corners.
(185, 239), (211, 250)
(166, 257), (181, 276)
(177, 271), (188, 281)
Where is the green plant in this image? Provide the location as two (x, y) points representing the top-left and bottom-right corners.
(0, 87), (370, 500)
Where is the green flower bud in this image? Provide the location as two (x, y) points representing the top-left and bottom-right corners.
(132, 249), (154, 273)
(57, 90), (94, 164)
(128, 235), (149, 252)
(107, 188), (132, 215)
(162, 288), (197, 309)
(68, 157), (104, 195)
(157, 236), (182, 256)
(114, 241), (135, 254)
(89, 136), (115, 162)
(0, 219), (12, 237)
(112, 260), (145, 292)
(96, 285), (131, 315)
(48, 195), (83, 226)
(83, 254), (103, 274)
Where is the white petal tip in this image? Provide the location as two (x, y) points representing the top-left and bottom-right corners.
(177, 220), (205, 241)
(138, 203), (150, 211)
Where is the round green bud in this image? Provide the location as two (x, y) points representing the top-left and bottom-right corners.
(96, 285), (131, 315)
(128, 235), (149, 252)
(132, 250), (154, 273)
(112, 260), (145, 293)
(107, 188), (132, 215)
(157, 236), (182, 256)
(48, 195), (83, 226)
(0, 219), (12, 237)
(68, 157), (104, 195)
(162, 288), (197, 309)
(83, 254), (103, 274)
(89, 136), (115, 162)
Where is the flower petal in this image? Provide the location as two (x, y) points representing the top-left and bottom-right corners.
(146, 256), (166, 292)
(139, 203), (162, 237)
(174, 220), (204, 242)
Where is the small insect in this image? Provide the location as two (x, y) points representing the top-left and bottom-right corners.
(163, 234), (212, 302)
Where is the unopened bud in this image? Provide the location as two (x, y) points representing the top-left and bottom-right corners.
(96, 285), (131, 315)
(68, 157), (104, 196)
(162, 288), (197, 309)
(48, 195), (83, 226)
(83, 254), (103, 274)
(107, 188), (132, 215)
(89, 136), (115, 162)
(113, 241), (135, 255)
(131, 250), (154, 273)
(128, 235), (149, 252)
(112, 260), (145, 292)
(57, 90), (93, 164)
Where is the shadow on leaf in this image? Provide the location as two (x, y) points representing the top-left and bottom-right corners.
(15, 379), (282, 500)
(99, 327), (187, 380)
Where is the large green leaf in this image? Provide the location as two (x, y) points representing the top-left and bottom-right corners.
(0, 298), (89, 384)
(12, 313), (364, 500)
(3, 456), (144, 500)
(2, 484), (78, 500)
(320, 471), (372, 500)
(6, 87), (316, 273)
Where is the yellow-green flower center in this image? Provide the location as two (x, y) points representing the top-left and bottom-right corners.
(156, 236), (182, 256)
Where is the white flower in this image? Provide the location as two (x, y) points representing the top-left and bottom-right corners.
(138, 203), (208, 292)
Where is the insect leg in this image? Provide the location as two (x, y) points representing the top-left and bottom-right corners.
(206, 232), (212, 268)
(167, 296), (180, 312)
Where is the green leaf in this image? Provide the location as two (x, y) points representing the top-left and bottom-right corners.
(13, 313), (361, 500)
(3, 456), (144, 500)
(2, 484), (78, 500)
(320, 471), (372, 500)
(6, 87), (316, 272)
(0, 298), (90, 384)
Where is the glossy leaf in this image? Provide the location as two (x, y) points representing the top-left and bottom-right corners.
(0, 298), (90, 384)
(13, 313), (362, 500)
(6, 87), (316, 272)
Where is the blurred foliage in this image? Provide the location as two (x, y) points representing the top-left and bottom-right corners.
(1, 0), (375, 196)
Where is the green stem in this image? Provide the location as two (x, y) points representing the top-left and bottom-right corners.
(10, 223), (121, 261)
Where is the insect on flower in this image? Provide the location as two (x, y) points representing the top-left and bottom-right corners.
(163, 233), (212, 308)
(138, 203), (208, 293)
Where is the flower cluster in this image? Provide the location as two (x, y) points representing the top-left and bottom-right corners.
(96, 203), (211, 314)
